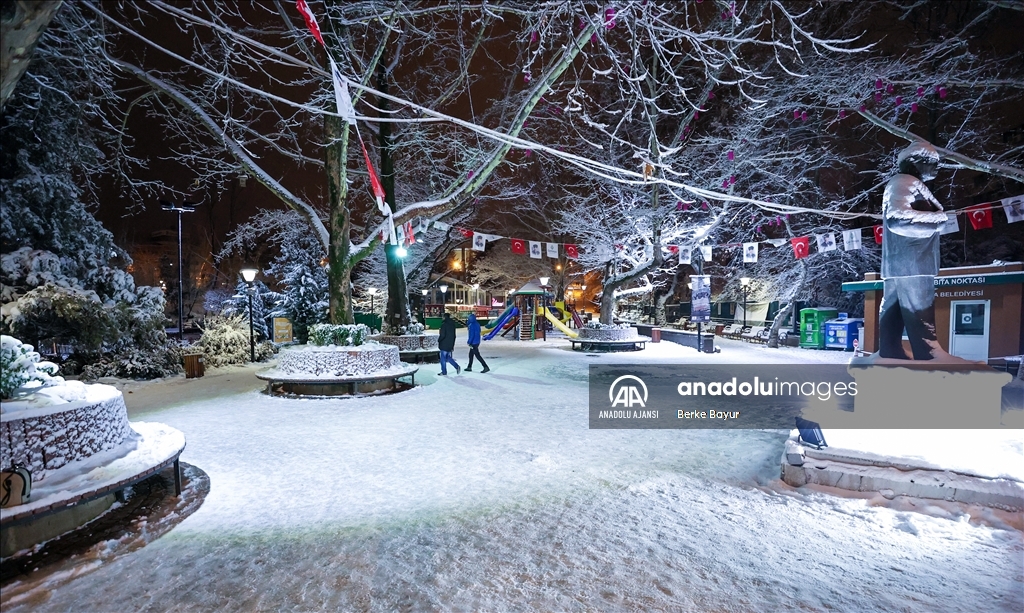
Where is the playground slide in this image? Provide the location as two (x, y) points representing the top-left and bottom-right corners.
(482, 305), (515, 334)
(484, 306), (520, 340)
(567, 305), (584, 328)
(542, 307), (578, 338)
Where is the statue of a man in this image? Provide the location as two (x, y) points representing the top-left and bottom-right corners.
(877, 142), (949, 360)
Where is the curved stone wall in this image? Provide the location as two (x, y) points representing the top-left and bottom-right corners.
(275, 344), (403, 377)
(578, 327), (639, 341)
(1, 391), (134, 482)
(373, 334), (439, 352)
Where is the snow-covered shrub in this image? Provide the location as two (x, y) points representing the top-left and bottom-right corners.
(3, 283), (112, 351)
(197, 315), (274, 367)
(218, 279), (280, 342)
(404, 322), (426, 335)
(308, 323), (371, 347)
(80, 345), (183, 381)
(1, 335), (62, 399)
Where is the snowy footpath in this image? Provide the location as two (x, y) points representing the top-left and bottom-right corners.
(2, 335), (1021, 612)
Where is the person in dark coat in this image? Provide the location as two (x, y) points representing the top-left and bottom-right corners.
(436, 312), (461, 375)
(464, 314), (490, 373)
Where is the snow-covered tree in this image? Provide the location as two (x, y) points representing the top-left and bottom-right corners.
(218, 279), (279, 343)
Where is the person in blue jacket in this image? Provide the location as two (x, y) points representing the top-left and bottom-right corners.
(464, 313), (490, 373)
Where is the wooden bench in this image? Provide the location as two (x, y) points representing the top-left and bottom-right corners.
(570, 337), (650, 352)
(741, 326), (766, 342)
(720, 324), (743, 339)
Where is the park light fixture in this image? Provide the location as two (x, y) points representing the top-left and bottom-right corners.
(396, 246), (408, 257)
(160, 198), (198, 341)
(367, 287), (378, 312)
(239, 268), (258, 362)
(439, 284), (448, 295)
(539, 276), (550, 286)
(421, 289), (428, 296)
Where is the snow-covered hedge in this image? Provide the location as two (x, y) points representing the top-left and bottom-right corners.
(308, 323), (371, 347)
(80, 345), (183, 381)
(1, 335), (62, 399)
(383, 321), (425, 336)
(198, 315), (274, 367)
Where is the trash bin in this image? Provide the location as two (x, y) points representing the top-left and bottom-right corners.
(824, 315), (864, 351)
(650, 328), (661, 343)
(183, 353), (205, 378)
(799, 308), (838, 349)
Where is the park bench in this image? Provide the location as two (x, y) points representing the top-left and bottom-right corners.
(569, 337), (650, 352)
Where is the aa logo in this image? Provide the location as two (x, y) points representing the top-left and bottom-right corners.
(609, 375), (648, 408)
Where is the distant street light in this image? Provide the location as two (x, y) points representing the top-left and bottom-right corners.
(160, 199), (198, 341)
(539, 276), (550, 287)
(439, 284), (448, 304)
(241, 268), (258, 362)
(472, 283), (480, 306)
(368, 287), (378, 313)
(740, 277), (751, 327)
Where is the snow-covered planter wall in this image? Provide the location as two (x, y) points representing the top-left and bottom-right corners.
(372, 334), (439, 352)
(273, 344), (403, 378)
(578, 326), (639, 341)
(0, 383), (135, 482)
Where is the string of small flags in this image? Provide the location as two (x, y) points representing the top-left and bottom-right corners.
(396, 218), (581, 260)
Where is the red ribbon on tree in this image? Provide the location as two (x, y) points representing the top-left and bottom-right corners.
(966, 204), (993, 230)
(295, 0), (325, 47)
(791, 237), (810, 259)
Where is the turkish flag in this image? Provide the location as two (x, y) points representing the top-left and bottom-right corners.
(511, 238), (527, 254)
(295, 0), (325, 47)
(564, 244), (579, 259)
(667, 245), (680, 254)
(404, 221), (415, 245)
(360, 140), (386, 214)
(874, 225), (883, 244)
(966, 204), (993, 230)
(458, 227), (473, 238)
(791, 236), (810, 259)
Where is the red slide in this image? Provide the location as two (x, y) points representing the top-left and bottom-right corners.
(567, 305), (584, 328)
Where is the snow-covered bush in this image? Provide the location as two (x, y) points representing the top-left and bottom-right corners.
(308, 323), (371, 347)
(404, 322), (426, 335)
(80, 345), (183, 381)
(1, 335), (62, 399)
(218, 279), (279, 341)
(197, 315), (274, 367)
(3, 283), (112, 351)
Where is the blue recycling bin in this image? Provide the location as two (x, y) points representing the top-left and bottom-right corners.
(824, 315), (864, 351)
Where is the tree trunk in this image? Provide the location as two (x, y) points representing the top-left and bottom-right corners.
(655, 270), (679, 326)
(325, 97), (354, 324)
(378, 59), (412, 333)
(1, 0), (62, 111)
(766, 300), (791, 348)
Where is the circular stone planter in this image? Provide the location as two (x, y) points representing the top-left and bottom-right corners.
(257, 343), (419, 396)
(371, 334), (440, 363)
(578, 327), (640, 341)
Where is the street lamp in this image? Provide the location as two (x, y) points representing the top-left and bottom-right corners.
(368, 287), (378, 313)
(240, 268), (258, 362)
(160, 199), (197, 341)
(472, 283), (480, 306)
(539, 276), (550, 287)
(439, 284), (448, 305)
(740, 277), (751, 327)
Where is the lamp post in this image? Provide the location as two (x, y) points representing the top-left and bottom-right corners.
(472, 283), (480, 306)
(439, 284), (448, 306)
(240, 268), (258, 362)
(368, 287), (378, 313)
(740, 277), (751, 327)
(160, 199), (197, 341)
(421, 288), (428, 321)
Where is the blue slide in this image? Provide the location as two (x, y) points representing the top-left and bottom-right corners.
(484, 306), (519, 340)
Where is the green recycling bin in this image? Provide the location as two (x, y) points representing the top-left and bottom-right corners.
(799, 307), (838, 349)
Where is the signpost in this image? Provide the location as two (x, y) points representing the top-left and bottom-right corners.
(273, 318), (294, 343)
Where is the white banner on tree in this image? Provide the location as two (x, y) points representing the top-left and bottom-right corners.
(472, 232), (487, 251)
(939, 213), (960, 235)
(742, 242), (758, 263)
(433, 221), (450, 232)
(1002, 195), (1024, 223)
(679, 248), (691, 265)
(546, 242), (559, 258)
(842, 229), (862, 251)
(700, 245), (713, 262)
(816, 232), (837, 252)
(528, 241), (543, 259)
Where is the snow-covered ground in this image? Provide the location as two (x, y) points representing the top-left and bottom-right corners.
(3, 334), (1021, 612)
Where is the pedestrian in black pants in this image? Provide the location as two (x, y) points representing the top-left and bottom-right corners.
(465, 313), (490, 372)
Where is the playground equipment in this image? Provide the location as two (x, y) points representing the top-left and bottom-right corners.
(484, 306), (520, 340)
(566, 304), (585, 328)
(541, 306), (578, 338)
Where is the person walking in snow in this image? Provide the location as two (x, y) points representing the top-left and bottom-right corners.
(437, 312), (461, 375)
(464, 313), (490, 373)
